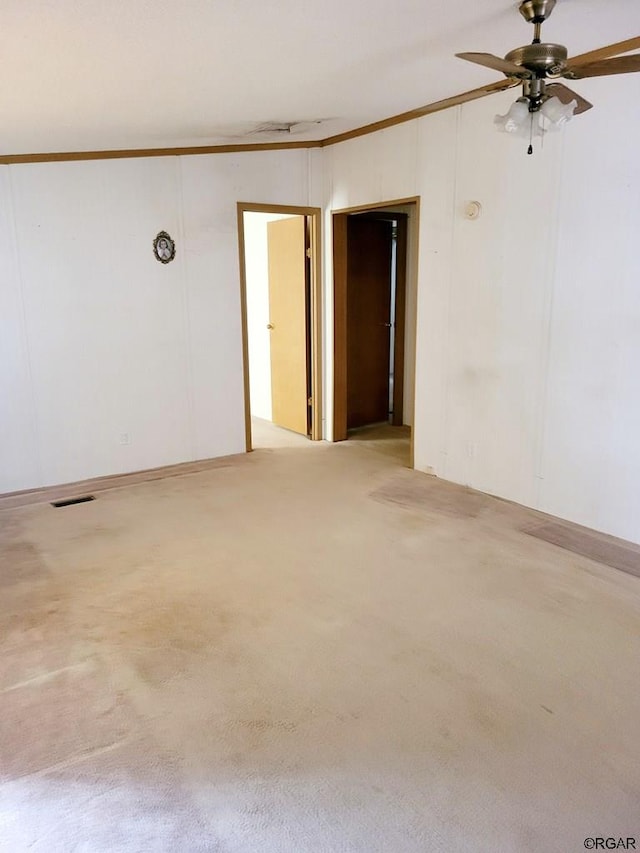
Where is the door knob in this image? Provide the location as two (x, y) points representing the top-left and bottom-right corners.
(380, 322), (392, 328)
(266, 323), (274, 330)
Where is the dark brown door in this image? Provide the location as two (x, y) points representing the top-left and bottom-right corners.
(346, 217), (393, 429)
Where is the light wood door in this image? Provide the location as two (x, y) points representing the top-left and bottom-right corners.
(267, 216), (309, 435)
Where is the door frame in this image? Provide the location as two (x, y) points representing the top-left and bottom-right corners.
(237, 202), (323, 450)
(332, 196), (420, 465)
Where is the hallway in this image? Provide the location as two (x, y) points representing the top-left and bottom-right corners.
(1, 434), (639, 851)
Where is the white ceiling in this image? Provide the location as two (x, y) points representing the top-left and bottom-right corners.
(2, 0), (638, 154)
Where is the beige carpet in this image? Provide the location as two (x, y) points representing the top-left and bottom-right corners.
(250, 417), (312, 450)
(1, 427), (639, 852)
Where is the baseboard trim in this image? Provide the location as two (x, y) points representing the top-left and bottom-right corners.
(0, 454), (248, 510)
(523, 519), (640, 580)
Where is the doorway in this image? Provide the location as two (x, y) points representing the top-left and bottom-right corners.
(332, 198), (419, 465)
(237, 203), (322, 451)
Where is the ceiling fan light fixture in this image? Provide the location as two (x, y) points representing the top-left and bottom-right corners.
(454, 1), (640, 152)
(494, 97), (530, 132)
(540, 94), (577, 125)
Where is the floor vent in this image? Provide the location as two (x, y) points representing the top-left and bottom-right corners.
(51, 495), (96, 508)
(524, 521), (640, 579)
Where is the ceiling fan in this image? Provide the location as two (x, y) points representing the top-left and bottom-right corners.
(454, 0), (640, 149)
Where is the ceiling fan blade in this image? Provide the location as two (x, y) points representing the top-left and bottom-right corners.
(456, 52), (531, 78)
(565, 54), (640, 79)
(567, 36), (640, 67)
(545, 83), (593, 114)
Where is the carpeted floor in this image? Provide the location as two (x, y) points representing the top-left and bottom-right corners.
(1, 425), (639, 852)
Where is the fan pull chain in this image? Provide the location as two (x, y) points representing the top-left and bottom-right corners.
(527, 111), (534, 155)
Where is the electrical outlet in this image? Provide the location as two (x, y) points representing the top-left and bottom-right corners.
(119, 433), (130, 446)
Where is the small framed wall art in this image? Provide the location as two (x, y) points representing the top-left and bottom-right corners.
(153, 231), (176, 264)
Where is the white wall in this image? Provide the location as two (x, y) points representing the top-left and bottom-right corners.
(3, 81), (639, 546)
(0, 148), (321, 492)
(243, 211), (297, 422)
(323, 74), (640, 544)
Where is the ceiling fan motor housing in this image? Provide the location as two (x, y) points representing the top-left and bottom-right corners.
(505, 43), (568, 76)
(519, 0), (557, 24)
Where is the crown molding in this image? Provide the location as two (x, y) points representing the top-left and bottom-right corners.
(0, 73), (561, 164)
(0, 139), (321, 165)
(320, 79), (518, 146)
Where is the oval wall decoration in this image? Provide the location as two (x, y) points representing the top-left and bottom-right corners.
(153, 231), (176, 264)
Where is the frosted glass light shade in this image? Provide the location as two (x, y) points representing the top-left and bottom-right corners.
(540, 95), (577, 126)
(494, 98), (530, 133)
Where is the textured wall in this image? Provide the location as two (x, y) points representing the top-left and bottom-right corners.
(0, 149), (320, 491)
(2, 75), (639, 546)
(324, 74), (640, 543)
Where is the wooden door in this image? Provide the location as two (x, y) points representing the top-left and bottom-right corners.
(346, 217), (393, 429)
(267, 216), (309, 436)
